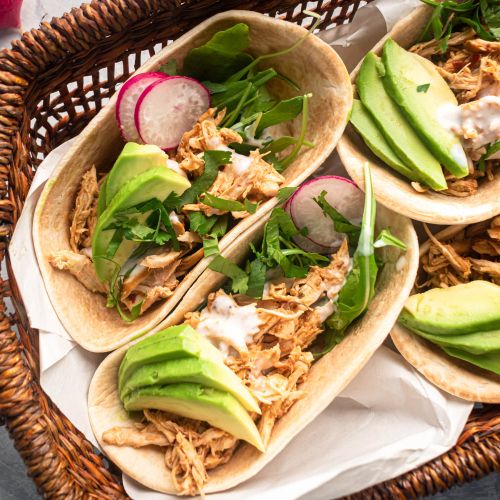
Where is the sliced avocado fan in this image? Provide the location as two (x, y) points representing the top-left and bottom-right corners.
(92, 166), (191, 283)
(356, 52), (447, 190)
(381, 39), (468, 178)
(124, 383), (265, 451)
(350, 99), (421, 182)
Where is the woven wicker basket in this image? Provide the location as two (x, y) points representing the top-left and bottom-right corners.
(0, 0), (497, 497)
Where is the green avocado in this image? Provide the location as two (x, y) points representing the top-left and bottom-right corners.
(356, 52), (447, 190)
(120, 355), (260, 413)
(97, 175), (108, 216)
(119, 325), (203, 387)
(399, 281), (500, 336)
(105, 142), (168, 207)
(350, 99), (420, 182)
(409, 328), (500, 355)
(381, 39), (468, 178)
(441, 346), (500, 375)
(124, 383), (265, 451)
(92, 166), (191, 283)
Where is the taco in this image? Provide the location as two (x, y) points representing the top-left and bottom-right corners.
(33, 11), (352, 352)
(88, 166), (418, 495)
(392, 216), (500, 403)
(338, 2), (500, 224)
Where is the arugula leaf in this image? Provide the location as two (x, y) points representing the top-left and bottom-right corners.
(314, 190), (360, 247)
(203, 238), (220, 257)
(246, 257), (267, 298)
(208, 255), (249, 294)
(183, 23), (254, 82)
(178, 151), (231, 207)
(374, 228), (407, 250)
(255, 96), (304, 136)
(481, 0), (500, 38)
(325, 163), (378, 341)
(201, 193), (259, 214)
(277, 186), (298, 204)
(159, 60), (177, 76)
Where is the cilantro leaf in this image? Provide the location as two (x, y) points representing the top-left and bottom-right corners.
(202, 193), (259, 214)
(178, 151), (231, 207)
(188, 212), (218, 236)
(417, 83), (430, 93)
(208, 255), (249, 294)
(314, 190), (360, 247)
(203, 238), (220, 257)
(277, 186), (298, 204)
(159, 60), (177, 76)
(245, 257), (267, 298)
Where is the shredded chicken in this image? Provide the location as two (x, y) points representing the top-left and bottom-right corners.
(410, 30), (499, 196)
(104, 242), (352, 494)
(49, 250), (107, 294)
(417, 217), (500, 289)
(69, 166), (99, 252)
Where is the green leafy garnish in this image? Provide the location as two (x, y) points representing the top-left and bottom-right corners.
(203, 238), (220, 257)
(314, 190), (360, 247)
(159, 60), (177, 76)
(208, 255), (249, 294)
(325, 163), (378, 346)
(201, 193), (259, 214)
(277, 186), (298, 204)
(417, 83), (430, 93)
(178, 151), (231, 207)
(478, 140), (500, 171)
(374, 228), (407, 250)
(183, 23), (254, 82)
(245, 257), (267, 298)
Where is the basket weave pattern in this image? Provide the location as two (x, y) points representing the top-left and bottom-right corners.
(0, 0), (497, 497)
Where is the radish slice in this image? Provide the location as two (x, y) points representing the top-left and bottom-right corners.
(285, 176), (365, 254)
(136, 76), (210, 150)
(116, 72), (167, 142)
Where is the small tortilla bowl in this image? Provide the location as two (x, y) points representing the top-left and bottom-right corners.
(88, 202), (418, 495)
(391, 224), (500, 404)
(32, 10), (352, 352)
(337, 4), (500, 225)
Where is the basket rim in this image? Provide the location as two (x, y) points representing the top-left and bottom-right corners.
(0, 0), (498, 498)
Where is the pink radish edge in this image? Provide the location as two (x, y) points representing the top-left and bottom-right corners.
(285, 175), (360, 251)
(134, 76), (211, 150)
(115, 72), (168, 141)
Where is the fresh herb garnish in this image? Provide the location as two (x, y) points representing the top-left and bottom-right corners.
(314, 190), (361, 247)
(178, 150), (231, 207)
(203, 237), (220, 257)
(324, 163), (378, 349)
(478, 140), (500, 171)
(245, 257), (267, 298)
(374, 228), (407, 250)
(208, 255), (249, 294)
(277, 186), (298, 204)
(419, 1), (499, 52)
(417, 83), (430, 93)
(159, 60), (177, 76)
(201, 193), (259, 214)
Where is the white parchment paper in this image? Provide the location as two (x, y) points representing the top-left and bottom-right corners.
(7, 0), (473, 498)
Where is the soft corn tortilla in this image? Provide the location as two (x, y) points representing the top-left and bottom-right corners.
(33, 10), (352, 352)
(88, 203), (419, 494)
(337, 4), (500, 225)
(391, 224), (500, 403)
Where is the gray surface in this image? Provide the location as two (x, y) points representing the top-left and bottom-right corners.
(0, 425), (498, 498)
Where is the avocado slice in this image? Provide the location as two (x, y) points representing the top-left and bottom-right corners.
(409, 327), (500, 355)
(120, 355), (260, 413)
(119, 325), (203, 386)
(399, 281), (500, 336)
(441, 346), (500, 375)
(124, 383), (265, 451)
(105, 142), (168, 207)
(92, 167), (191, 283)
(97, 175), (108, 216)
(356, 52), (447, 190)
(381, 39), (468, 178)
(350, 99), (420, 182)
